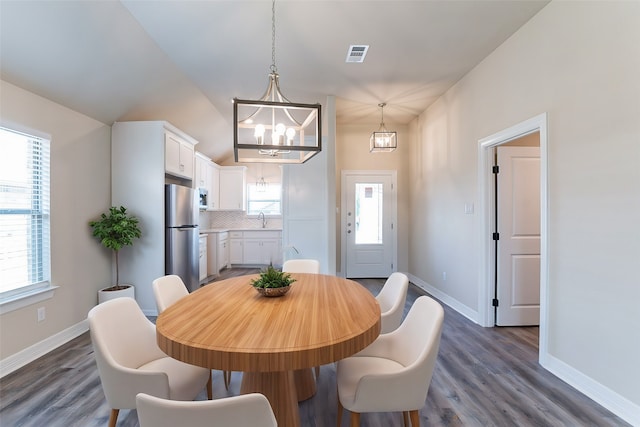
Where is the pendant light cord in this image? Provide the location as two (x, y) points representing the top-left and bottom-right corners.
(270, 0), (277, 74)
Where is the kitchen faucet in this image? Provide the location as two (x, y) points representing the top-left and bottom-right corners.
(258, 211), (266, 228)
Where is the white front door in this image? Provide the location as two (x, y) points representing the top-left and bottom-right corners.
(343, 171), (396, 278)
(496, 146), (540, 326)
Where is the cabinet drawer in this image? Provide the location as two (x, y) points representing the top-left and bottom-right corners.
(243, 231), (281, 239)
(229, 231), (243, 239)
(219, 231), (229, 241)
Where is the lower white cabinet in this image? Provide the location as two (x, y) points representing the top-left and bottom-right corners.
(207, 231), (230, 277)
(218, 233), (229, 270)
(229, 234), (244, 264)
(199, 235), (207, 281)
(229, 230), (282, 266)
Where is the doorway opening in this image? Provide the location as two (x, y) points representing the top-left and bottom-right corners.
(478, 113), (549, 359)
(340, 170), (397, 278)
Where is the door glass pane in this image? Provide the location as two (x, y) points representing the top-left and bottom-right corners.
(355, 183), (382, 244)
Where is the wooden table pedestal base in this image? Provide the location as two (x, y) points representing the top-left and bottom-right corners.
(241, 370), (301, 427)
(294, 368), (317, 401)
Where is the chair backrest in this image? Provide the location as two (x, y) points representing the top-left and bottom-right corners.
(88, 297), (167, 406)
(389, 296), (444, 392)
(282, 259), (320, 274)
(376, 272), (409, 333)
(136, 392), (278, 427)
(152, 275), (189, 314)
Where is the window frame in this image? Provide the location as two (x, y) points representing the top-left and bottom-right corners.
(0, 125), (56, 314)
(246, 182), (282, 217)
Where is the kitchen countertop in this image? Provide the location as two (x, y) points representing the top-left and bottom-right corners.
(200, 228), (282, 233)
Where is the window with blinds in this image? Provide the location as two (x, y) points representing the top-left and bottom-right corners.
(246, 183), (282, 216)
(0, 127), (51, 299)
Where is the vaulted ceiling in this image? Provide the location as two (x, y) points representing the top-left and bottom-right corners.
(0, 0), (549, 162)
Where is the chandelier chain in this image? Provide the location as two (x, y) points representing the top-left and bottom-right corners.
(271, 0), (277, 73)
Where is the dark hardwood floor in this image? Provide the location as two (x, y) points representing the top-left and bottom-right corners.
(0, 268), (627, 426)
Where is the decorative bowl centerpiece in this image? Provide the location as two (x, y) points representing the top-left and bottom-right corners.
(251, 265), (296, 297)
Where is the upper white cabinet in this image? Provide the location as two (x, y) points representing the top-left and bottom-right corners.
(219, 166), (246, 210)
(194, 153), (210, 189)
(209, 164), (220, 210)
(165, 130), (195, 180)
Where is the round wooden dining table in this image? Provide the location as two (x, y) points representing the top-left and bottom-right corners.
(155, 273), (380, 427)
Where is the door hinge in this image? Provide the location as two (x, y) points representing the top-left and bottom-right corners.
(492, 298), (499, 307)
(492, 232), (500, 241)
(492, 165), (500, 174)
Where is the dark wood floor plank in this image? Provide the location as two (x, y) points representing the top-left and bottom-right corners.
(0, 269), (628, 426)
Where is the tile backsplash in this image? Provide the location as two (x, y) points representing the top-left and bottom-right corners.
(199, 210), (282, 230)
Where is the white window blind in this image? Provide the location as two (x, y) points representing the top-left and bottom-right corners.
(246, 183), (282, 216)
(0, 127), (51, 298)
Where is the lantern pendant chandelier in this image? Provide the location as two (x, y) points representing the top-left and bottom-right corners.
(370, 103), (397, 153)
(233, 0), (322, 164)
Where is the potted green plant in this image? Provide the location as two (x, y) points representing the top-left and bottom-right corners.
(89, 206), (142, 303)
(251, 265), (296, 297)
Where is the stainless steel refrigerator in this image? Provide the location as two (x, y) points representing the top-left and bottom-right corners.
(165, 184), (199, 292)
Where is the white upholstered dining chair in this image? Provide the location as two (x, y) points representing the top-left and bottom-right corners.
(88, 297), (212, 427)
(152, 274), (231, 390)
(136, 392), (277, 427)
(282, 258), (321, 274)
(152, 274), (189, 313)
(376, 272), (410, 334)
(336, 295), (444, 427)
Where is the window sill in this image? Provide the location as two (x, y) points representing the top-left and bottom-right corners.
(0, 286), (59, 315)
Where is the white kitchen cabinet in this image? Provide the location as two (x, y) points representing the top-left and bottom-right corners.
(219, 166), (246, 210)
(229, 232), (244, 264)
(165, 130), (195, 180)
(206, 231), (229, 276)
(229, 230), (282, 266)
(217, 232), (229, 270)
(209, 163), (220, 210)
(199, 235), (207, 281)
(194, 153), (210, 189)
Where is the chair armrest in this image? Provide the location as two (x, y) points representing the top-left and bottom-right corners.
(352, 368), (427, 412)
(98, 363), (170, 410)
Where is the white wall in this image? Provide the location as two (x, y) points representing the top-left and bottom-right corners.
(408, 1), (639, 422)
(336, 123), (410, 274)
(0, 80), (111, 360)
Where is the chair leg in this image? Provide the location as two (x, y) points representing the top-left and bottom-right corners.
(403, 411), (410, 426)
(108, 408), (119, 427)
(224, 370), (231, 390)
(205, 373), (213, 399)
(409, 409), (420, 426)
(336, 397), (343, 427)
(315, 365), (320, 379)
(350, 411), (360, 426)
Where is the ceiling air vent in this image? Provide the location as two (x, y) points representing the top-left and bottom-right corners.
(346, 45), (369, 63)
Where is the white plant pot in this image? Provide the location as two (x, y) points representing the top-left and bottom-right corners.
(98, 284), (135, 304)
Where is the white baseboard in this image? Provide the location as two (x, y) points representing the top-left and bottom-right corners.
(406, 273), (638, 426)
(0, 320), (88, 378)
(407, 273), (479, 324)
(541, 352), (640, 427)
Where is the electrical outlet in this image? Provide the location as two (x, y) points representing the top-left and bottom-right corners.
(442, 272), (447, 281)
(37, 307), (45, 322)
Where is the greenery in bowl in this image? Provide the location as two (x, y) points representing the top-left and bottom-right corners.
(250, 265), (296, 289)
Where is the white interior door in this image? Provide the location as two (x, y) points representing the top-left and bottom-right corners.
(343, 172), (396, 278)
(496, 146), (540, 326)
